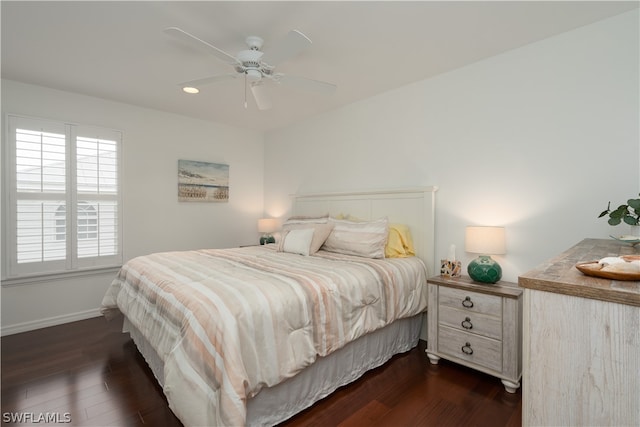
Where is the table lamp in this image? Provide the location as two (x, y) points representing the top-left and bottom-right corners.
(465, 226), (506, 283)
(258, 218), (277, 245)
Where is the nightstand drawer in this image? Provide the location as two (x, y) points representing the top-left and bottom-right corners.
(438, 326), (502, 372)
(439, 286), (502, 316)
(439, 305), (502, 340)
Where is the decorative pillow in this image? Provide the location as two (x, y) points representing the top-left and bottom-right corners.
(322, 217), (389, 259)
(279, 228), (315, 256)
(281, 223), (334, 254)
(385, 224), (416, 258)
(333, 213), (363, 221)
(283, 214), (329, 224)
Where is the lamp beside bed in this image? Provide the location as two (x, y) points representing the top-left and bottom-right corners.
(258, 218), (278, 244)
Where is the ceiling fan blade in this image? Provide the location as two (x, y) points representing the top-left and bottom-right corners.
(250, 83), (273, 110)
(261, 30), (312, 66)
(278, 75), (337, 94)
(164, 27), (239, 66)
(179, 74), (237, 88)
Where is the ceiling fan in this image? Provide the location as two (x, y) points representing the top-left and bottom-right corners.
(164, 27), (337, 110)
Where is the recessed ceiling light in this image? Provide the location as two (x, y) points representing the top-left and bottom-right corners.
(183, 87), (199, 94)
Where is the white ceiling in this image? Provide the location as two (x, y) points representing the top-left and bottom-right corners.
(2, 1), (638, 133)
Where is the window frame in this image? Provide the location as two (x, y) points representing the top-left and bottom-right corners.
(3, 114), (123, 280)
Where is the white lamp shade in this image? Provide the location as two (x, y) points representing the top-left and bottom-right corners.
(258, 218), (278, 233)
(465, 226), (506, 255)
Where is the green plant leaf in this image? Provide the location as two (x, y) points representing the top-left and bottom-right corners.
(628, 198), (640, 210)
(610, 206), (626, 218)
(608, 217), (622, 226)
(598, 209), (609, 218)
(623, 215), (639, 226)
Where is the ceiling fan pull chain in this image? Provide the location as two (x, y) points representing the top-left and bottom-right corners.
(244, 72), (248, 109)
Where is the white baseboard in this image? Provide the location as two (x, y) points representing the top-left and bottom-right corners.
(1, 308), (102, 336)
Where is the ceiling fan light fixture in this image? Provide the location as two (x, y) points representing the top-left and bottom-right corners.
(245, 69), (262, 81)
(182, 86), (200, 94)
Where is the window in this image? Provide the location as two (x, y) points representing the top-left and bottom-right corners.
(77, 202), (98, 241)
(4, 115), (122, 278)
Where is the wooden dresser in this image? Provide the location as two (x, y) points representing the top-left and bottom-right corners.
(519, 238), (639, 426)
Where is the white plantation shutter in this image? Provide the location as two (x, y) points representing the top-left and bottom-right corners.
(6, 115), (122, 278)
(10, 118), (69, 274)
(74, 130), (120, 265)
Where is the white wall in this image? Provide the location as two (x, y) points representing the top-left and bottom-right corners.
(264, 10), (640, 282)
(1, 80), (264, 334)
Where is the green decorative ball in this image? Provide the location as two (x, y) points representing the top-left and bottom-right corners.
(467, 255), (502, 284)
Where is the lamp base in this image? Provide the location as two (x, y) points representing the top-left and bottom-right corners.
(260, 235), (275, 245)
(467, 255), (502, 284)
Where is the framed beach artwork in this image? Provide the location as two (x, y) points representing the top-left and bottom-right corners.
(178, 159), (229, 202)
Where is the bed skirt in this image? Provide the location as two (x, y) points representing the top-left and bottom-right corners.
(124, 313), (423, 426)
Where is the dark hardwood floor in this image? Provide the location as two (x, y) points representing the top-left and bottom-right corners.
(1, 315), (521, 426)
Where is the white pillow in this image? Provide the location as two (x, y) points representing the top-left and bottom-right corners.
(281, 228), (315, 256)
(322, 217), (389, 259)
(281, 222), (334, 254)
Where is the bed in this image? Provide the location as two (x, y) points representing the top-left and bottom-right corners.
(101, 187), (437, 426)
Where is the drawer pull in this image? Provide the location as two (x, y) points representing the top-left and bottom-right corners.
(462, 296), (474, 308)
(461, 317), (473, 330)
(461, 342), (474, 355)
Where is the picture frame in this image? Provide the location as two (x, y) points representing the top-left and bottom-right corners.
(178, 159), (229, 202)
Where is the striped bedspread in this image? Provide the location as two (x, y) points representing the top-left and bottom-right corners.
(101, 245), (428, 426)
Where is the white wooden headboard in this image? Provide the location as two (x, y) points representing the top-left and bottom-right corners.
(292, 187), (438, 276)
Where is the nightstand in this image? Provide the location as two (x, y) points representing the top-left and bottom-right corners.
(426, 275), (523, 393)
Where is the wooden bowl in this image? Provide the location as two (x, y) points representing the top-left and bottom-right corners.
(575, 260), (640, 281)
